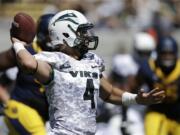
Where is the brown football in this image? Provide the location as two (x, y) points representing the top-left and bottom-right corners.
(10, 12), (36, 44)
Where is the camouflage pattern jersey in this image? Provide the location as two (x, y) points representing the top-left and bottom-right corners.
(35, 51), (105, 135)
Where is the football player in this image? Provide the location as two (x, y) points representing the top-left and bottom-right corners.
(0, 14), (54, 135)
(133, 32), (156, 64)
(137, 36), (180, 135)
(11, 10), (165, 135)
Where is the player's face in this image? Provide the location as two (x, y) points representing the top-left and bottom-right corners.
(73, 30), (93, 58)
(63, 24), (98, 59)
(159, 51), (176, 68)
(76, 30), (91, 47)
(74, 27), (98, 50)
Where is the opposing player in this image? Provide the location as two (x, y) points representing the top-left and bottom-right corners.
(11, 10), (165, 135)
(136, 36), (180, 135)
(133, 32), (156, 64)
(0, 14), (54, 135)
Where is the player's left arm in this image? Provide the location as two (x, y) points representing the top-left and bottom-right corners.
(99, 76), (165, 106)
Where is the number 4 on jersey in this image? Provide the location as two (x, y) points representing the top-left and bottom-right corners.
(83, 79), (95, 109)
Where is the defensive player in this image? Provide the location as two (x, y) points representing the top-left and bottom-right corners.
(137, 36), (180, 135)
(11, 10), (165, 135)
(0, 14), (54, 135)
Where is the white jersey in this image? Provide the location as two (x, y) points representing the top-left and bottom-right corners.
(35, 52), (104, 135)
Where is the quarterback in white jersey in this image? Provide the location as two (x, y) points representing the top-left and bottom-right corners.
(10, 10), (165, 135)
(35, 51), (104, 134)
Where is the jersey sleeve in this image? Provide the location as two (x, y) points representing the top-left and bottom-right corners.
(34, 51), (67, 69)
(34, 51), (57, 65)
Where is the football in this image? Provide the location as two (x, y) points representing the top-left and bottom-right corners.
(10, 12), (36, 44)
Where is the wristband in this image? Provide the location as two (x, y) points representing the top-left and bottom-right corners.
(122, 92), (137, 106)
(13, 42), (25, 54)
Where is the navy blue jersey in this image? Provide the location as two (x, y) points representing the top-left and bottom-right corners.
(11, 42), (49, 121)
(138, 59), (180, 121)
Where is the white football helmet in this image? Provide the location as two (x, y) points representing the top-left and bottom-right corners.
(48, 10), (98, 51)
(133, 32), (156, 59)
(134, 32), (156, 52)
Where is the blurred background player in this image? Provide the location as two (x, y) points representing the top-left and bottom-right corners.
(0, 13), (54, 135)
(136, 36), (180, 135)
(132, 31), (156, 93)
(96, 54), (144, 135)
(111, 54), (144, 135)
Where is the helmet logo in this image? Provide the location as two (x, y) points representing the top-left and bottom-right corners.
(53, 13), (79, 26)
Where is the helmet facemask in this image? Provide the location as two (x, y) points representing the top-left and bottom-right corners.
(67, 23), (98, 57)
